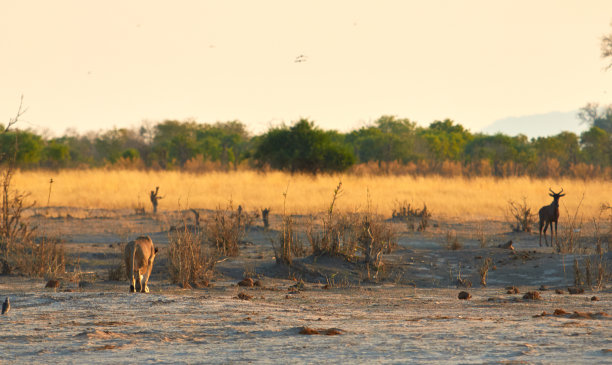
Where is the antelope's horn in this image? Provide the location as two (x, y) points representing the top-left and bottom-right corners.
(549, 187), (555, 194)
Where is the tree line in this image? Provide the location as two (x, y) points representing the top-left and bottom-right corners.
(1, 104), (611, 178)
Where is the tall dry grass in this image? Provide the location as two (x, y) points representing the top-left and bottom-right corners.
(14, 169), (612, 221)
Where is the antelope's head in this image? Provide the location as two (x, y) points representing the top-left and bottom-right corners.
(548, 188), (565, 204)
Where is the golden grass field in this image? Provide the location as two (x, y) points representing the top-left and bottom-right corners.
(15, 169), (612, 220)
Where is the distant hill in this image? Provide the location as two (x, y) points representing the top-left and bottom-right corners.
(481, 111), (587, 139)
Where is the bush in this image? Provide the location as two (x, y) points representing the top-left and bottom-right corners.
(9, 236), (66, 278)
(253, 119), (355, 174)
(507, 197), (535, 232)
(359, 215), (397, 271)
(392, 200), (431, 231)
(205, 202), (251, 257)
(168, 228), (218, 288)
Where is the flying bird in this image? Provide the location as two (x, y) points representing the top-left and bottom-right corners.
(2, 297), (9, 315)
(294, 54), (308, 63)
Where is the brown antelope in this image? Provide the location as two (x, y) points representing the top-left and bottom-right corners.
(538, 188), (565, 247)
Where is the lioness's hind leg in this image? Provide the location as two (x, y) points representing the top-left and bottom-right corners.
(135, 274), (143, 292)
(142, 266), (151, 293)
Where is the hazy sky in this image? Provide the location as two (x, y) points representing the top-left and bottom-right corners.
(2, 1), (611, 137)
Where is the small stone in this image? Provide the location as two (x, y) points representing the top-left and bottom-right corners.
(238, 278), (254, 287)
(458, 291), (471, 300)
(45, 280), (60, 288)
(523, 291), (541, 300)
(568, 287), (584, 295)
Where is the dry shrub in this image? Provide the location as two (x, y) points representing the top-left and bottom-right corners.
(439, 161), (464, 177)
(573, 258), (583, 287)
(589, 204), (611, 289)
(0, 167), (35, 259)
(507, 197), (535, 232)
(106, 243), (125, 281)
(272, 188), (305, 266)
(10, 236), (66, 278)
(445, 230), (462, 250)
(537, 158), (561, 178)
(498, 161), (521, 177)
(359, 215), (397, 272)
(557, 193), (585, 253)
(168, 228), (218, 288)
(307, 182), (349, 257)
(478, 257), (493, 287)
(392, 200), (431, 232)
(205, 201), (250, 257)
(183, 157), (224, 173)
(475, 223), (488, 248)
(273, 214), (306, 266)
(568, 163), (600, 180)
(105, 156), (145, 170)
(1, 155), (65, 277)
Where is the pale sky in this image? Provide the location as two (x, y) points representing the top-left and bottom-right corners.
(1, 1), (611, 137)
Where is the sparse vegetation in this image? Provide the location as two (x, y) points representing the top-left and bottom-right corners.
(445, 230), (462, 250)
(9, 236), (66, 278)
(0, 99), (66, 278)
(479, 257), (493, 287)
(106, 243), (125, 281)
(475, 224), (488, 248)
(392, 200), (431, 231)
(557, 193), (585, 253)
(10, 170), (612, 221)
(307, 182), (348, 257)
(168, 227), (218, 288)
(507, 197), (535, 232)
(359, 214), (397, 275)
(273, 187), (305, 265)
(205, 201), (249, 257)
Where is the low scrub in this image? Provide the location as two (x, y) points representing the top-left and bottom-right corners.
(392, 200), (431, 231)
(205, 202), (252, 257)
(507, 197), (535, 232)
(168, 228), (218, 288)
(359, 215), (397, 271)
(7, 236), (66, 278)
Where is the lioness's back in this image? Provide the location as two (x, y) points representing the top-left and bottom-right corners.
(124, 236), (157, 293)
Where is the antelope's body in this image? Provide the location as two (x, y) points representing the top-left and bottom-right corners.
(538, 188), (565, 247)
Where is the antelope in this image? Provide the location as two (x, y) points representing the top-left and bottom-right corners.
(538, 188), (565, 247)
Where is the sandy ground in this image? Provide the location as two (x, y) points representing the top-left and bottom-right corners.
(0, 208), (610, 364)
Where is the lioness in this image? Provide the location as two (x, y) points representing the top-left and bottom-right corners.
(124, 236), (158, 293)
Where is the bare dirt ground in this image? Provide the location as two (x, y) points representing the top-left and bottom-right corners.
(1, 208), (610, 364)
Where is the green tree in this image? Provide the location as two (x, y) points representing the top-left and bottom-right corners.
(0, 130), (43, 165)
(417, 119), (473, 162)
(580, 126), (611, 166)
(602, 20), (612, 70)
(578, 103), (612, 134)
(195, 121), (250, 168)
(95, 128), (146, 164)
(42, 140), (71, 168)
(533, 132), (580, 168)
(254, 119), (354, 174)
(346, 115), (420, 164)
(151, 121), (199, 167)
(464, 133), (535, 175)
